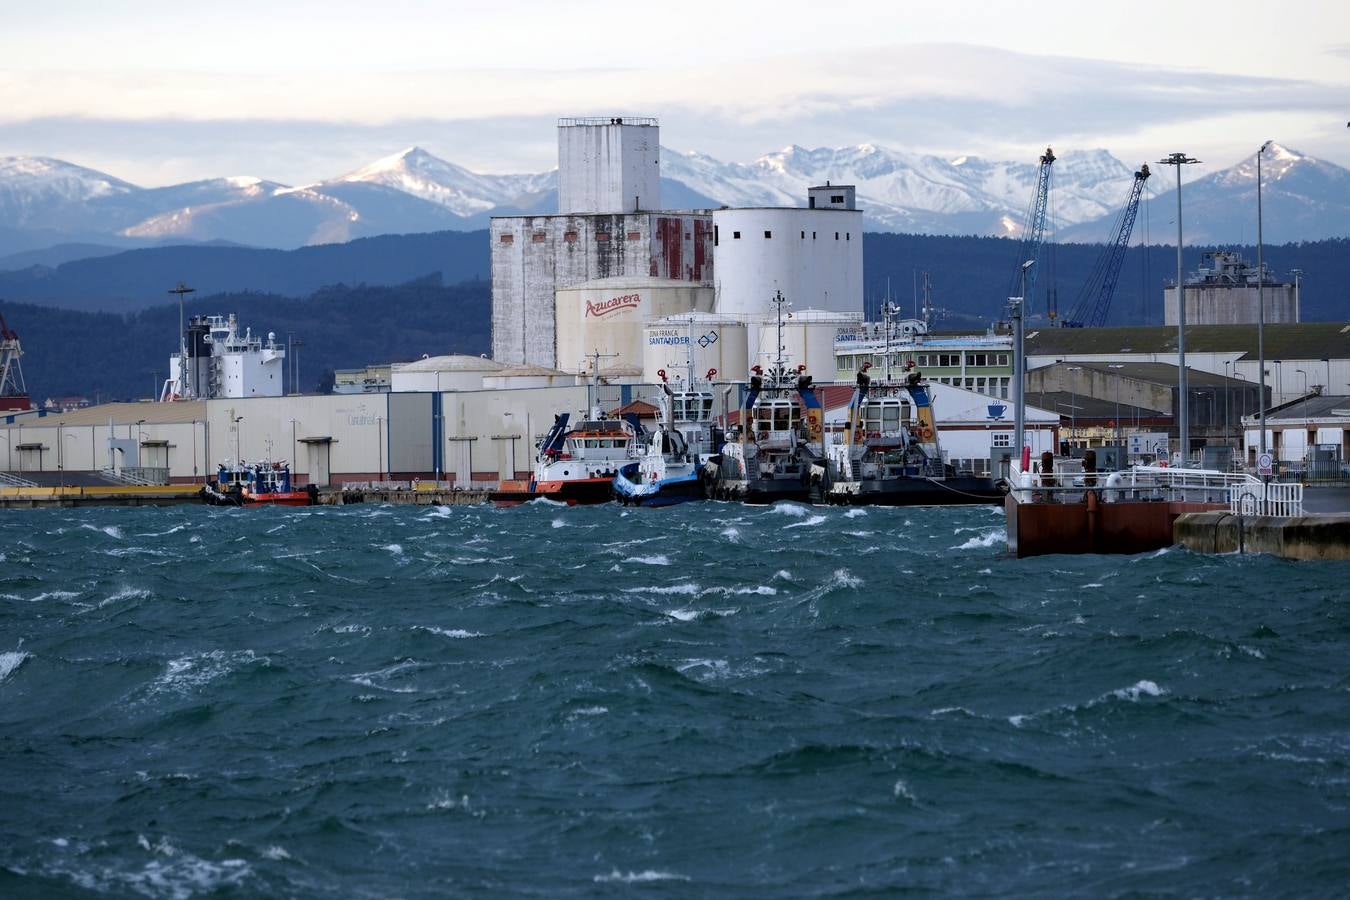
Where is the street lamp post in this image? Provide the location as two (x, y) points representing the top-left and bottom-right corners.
(1257, 141), (1271, 457)
(1108, 364), (1125, 447)
(1065, 366), (1082, 450)
(1011, 260), (1035, 464)
(233, 416), (244, 462)
(1159, 151), (1201, 464)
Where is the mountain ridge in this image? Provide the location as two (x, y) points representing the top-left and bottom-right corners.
(2, 142), (1348, 255)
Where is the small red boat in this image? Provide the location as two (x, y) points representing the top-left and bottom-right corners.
(489, 413), (639, 507)
(205, 460), (316, 506)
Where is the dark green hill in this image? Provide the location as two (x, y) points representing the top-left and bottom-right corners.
(7, 277), (489, 401)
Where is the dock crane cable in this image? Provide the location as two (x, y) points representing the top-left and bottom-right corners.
(1006, 146), (1056, 321)
(1062, 163), (1152, 328)
(1140, 182), (1152, 324)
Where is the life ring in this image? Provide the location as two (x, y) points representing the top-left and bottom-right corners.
(919, 425), (934, 440)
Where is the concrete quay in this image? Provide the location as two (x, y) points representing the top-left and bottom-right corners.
(1175, 511), (1350, 561)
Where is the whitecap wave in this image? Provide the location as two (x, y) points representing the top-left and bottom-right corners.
(0, 650), (30, 683)
(594, 869), (689, 883)
(954, 529), (1004, 550)
(622, 554), (671, 566)
(767, 503), (808, 517)
(784, 514), (827, 530)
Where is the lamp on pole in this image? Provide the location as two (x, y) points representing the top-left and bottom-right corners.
(169, 282), (195, 399)
(1011, 260), (1035, 463)
(233, 415), (244, 462)
(292, 339), (305, 394)
(1108, 364), (1125, 447)
(1065, 366), (1082, 449)
(1256, 140), (1271, 457)
(1159, 151), (1201, 463)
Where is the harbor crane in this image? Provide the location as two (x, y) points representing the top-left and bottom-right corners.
(0, 310), (28, 403)
(1007, 147), (1056, 317)
(1062, 164), (1151, 328)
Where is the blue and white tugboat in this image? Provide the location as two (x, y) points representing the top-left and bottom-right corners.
(810, 361), (1006, 506)
(612, 368), (723, 507)
(706, 363), (825, 504)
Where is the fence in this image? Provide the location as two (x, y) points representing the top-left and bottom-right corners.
(1010, 462), (1303, 515)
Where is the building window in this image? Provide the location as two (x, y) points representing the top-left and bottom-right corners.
(835, 232), (839, 240)
(626, 231), (641, 240)
(733, 231), (741, 239)
(992, 432), (1011, 448)
(531, 232), (546, 242)
(846, 232), (850, 240)
(832, 195), (844, 204)
(595, 232), (610, 242)
(813, 231), (817, 239)
(801, 230), (805, 239)
(997, 353), (1009, 366)
(764, 230), (772, 239)
(499, 233), (513, 244)
(714, 226), (719, 246)
(563, 231), (578, 243)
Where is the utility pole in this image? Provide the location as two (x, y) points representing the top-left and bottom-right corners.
(1158, 152), (1200, 464)
(771, 290), (790, 385)
(1011, 260), (1035, 464)
(169, 282), (195, 398)
(1257, 141), (1271, 458)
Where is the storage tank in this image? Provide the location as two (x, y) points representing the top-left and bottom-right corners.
(643, 314), (749, 386)
(480, 365), (579, 390)
(711, 206), (863, 317)
(390, 355), (506, 392)
(555, 277), (713, 376)
(750, 309), (860, 381)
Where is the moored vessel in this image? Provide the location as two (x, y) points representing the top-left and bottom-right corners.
(812, 362), (1007, 506)
(489, 413), (640, 507)
(205, 459), (316, 506)
(613, 369), (723, 507)
(707, 364), (824, 504)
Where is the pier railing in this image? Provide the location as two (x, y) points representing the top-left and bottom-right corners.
(0, 471), (39, 488)
(1010, 463), (1303, 515)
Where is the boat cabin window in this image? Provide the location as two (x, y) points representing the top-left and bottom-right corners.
(754, 400), (798, 433)
(863, 400), (910, 433)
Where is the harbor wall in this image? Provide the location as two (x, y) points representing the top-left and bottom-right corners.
(1174, 511), (1350, 560)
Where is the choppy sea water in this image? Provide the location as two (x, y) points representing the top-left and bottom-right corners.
(2, 501), (1349, 898)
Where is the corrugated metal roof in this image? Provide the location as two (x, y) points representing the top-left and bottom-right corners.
(1026, 323), (1350, 360)
(2, 401), (207, 428)
(1263, 394), (1350, 421)
(1037, 361), (1248, 388)
(393, 355), (506, 373)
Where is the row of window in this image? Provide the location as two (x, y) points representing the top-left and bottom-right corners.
(499, 230), (645, 244)
(714, 227), (851, 246)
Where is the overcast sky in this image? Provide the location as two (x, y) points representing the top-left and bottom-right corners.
(2, 0), (1347, 185)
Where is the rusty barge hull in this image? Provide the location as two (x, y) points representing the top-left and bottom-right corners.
(1005, 492), (1224, 558)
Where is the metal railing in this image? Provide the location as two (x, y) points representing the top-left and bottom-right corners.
(1009, 462), (1302, 514)
(0, 471), (39, 488)
(101, 466), (170, 487)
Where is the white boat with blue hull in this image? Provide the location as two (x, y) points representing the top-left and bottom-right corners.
(613, 369), (722, 507)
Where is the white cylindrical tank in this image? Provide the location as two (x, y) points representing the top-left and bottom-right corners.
(390, 355), (506, 392)
(555, 277), (713, 376)
(643, 314), (749, 386)
(480, 366), (579, 390)
(749, 309), (860, 380)
(712, 208), (863, 317)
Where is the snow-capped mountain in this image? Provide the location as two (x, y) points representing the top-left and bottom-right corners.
(328, 147), (554, 217)
(661, 144), (1151, 235)
(1061, 143), (1350, 246)
(2, 142), (1347, 257)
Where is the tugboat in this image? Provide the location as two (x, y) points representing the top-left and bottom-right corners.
(489, 412), (641, 507)
(205, 459), (317, 506)
(612, 368), (723, 507)
(811, 361), (1006, 506)
(706, 364), (825, 504)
